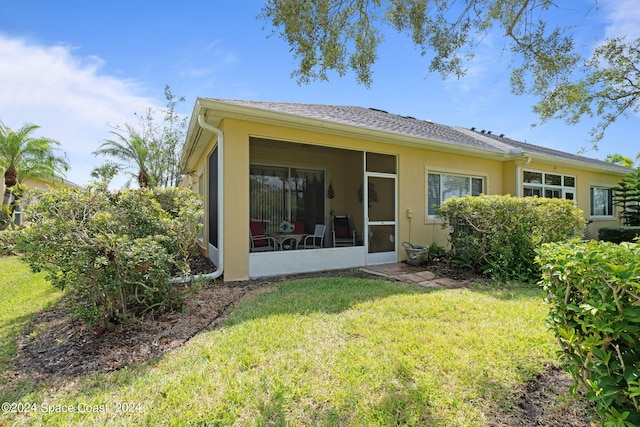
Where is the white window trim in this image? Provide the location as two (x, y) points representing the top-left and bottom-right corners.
(425, 169), (485, 220)
(589, 185), (615, 218)
(523, 170), (576, 201)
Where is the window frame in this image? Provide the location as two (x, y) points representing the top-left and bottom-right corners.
(590, 186), (614, 218)
(523, 170), (576, 201)
(426, 171), (485, 218)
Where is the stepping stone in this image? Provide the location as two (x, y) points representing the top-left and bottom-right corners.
(414, 271), (436, 281)
(395, 273), (423, 283)
(431, 278), (470, 288)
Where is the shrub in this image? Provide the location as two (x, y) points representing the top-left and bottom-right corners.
(599, 227), (640, 244)
(613, 168), (640, 226)
(17, 184), (203, 325)
(437, 195), (585, 282)
(426, 241), (448, 261)
(537, 240), (640, 426)
(0, 229), (20, 256)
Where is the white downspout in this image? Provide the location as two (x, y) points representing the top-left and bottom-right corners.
(171, 111), (224, 284)
(515, 156), (532, 197)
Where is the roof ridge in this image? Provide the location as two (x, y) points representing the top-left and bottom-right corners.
(199, 98), (629, 172)
(453, 127), (522, 154)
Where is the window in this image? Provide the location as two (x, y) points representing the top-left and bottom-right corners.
(523, 170), (575, 200)
(590, 187), (613, 217)
(427, 172), (484, 216)
(250, 164), (325, 234)
(366, 152), (396, 174)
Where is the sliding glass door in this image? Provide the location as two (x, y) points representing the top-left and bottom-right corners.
(250, 164), (325, 235)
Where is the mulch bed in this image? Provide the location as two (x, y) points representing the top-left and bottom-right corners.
(10, 262), (377, 380)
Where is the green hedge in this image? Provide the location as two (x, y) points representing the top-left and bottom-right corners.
(537, 240), (640, 426)
(437, 195), (585, 282)
(17, 185), (203, 325)
(599, 227), (640, 244)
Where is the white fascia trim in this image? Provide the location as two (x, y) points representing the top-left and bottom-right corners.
(523, 153), (630, 176)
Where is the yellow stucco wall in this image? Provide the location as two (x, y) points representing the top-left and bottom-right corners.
(217, 118), (511, 281)
(188, 116), (627, 281)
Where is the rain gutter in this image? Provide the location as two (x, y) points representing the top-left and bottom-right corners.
(515, 155), (532, 197)
(171, 109), (224, 283)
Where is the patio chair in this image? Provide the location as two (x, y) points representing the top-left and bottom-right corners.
(250, 220), (277, 252)
(332, 215), (356, 247)
(299, 224), (326, 249)
(291, 220), (306, 234)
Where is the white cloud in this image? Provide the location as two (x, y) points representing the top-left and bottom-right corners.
(603, 0), (640, 39)
(0, 34), (159, 186)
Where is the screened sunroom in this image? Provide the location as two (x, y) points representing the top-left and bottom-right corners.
(247, 137), (398, 277)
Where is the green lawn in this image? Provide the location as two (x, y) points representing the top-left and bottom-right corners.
(1, 265), (577, 426)
(0, 257), (62, 373)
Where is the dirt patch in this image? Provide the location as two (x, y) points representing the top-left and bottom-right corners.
(487, 365), (595, 427)
(425, 258), (489, 283)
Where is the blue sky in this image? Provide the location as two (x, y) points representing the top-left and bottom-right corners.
(0, 0), (638, 187)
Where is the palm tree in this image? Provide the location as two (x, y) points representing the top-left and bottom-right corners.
(0, 121), (69, 207)
(93, 126), (152, 188)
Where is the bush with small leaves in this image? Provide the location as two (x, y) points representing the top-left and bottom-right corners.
(437, 195), (585, 282)
(17, 184), (203, 325)
(537, 240), (640, 426)
(0, 229), (20, 256)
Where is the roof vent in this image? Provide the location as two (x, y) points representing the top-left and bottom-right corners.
(487, 131), (492, 135)
(499, 133), (505, 138)
(471, 127), (476, 131)
(480, 129), (486, 134)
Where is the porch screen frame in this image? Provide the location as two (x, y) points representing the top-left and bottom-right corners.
(208, 147), (219, 249)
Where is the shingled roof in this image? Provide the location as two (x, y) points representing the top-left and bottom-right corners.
(479, 131), (629, 171)
(200, 98), (629, 173)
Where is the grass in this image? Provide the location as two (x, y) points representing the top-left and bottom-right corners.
(0, 256), (62, 373)
(0, 270), (570, 426)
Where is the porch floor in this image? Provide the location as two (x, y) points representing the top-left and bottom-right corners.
(360, 262), (473, 289)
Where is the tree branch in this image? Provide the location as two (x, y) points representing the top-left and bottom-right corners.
(505, 0), (532, 39)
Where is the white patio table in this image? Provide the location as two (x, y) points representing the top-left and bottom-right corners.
(270, 233), (305, 250)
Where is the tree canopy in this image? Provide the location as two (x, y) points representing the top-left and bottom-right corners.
(94, 127), (152, 188)
(261, 0), (639, 144)
(0, 122), (68, 191)
(605, 153), (639, 169)
(93, 86), (187, 188)
(0, 121), (69, 229)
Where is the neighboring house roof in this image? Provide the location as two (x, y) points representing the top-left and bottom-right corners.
(458, 127), (631, 173)
(185, 98), (630, 175)
(20, 177), (80, 189)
